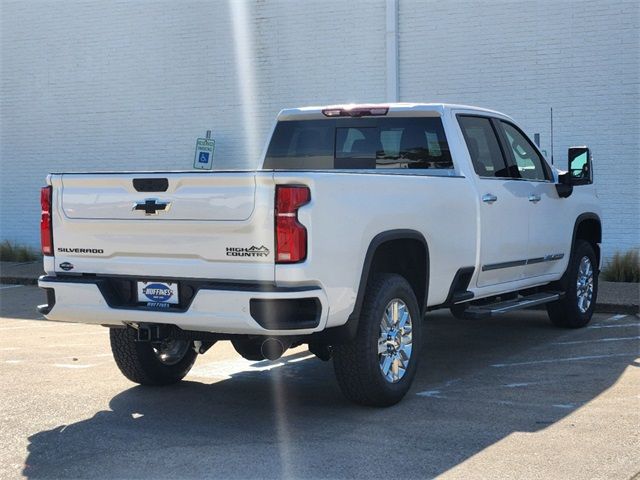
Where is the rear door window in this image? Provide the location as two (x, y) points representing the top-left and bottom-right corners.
(263, 117), (453, 170)
(457, 116), (510, 178)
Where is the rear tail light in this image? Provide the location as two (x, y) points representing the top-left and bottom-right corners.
(275, 185), (310, 263)
(40, 186), (53, 256)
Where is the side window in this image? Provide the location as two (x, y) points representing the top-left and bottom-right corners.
(499, 121), (548, 181)
(458, 116), (509, 178)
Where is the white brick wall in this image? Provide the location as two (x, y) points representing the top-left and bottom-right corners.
(1, 0), (638, 258)
(399, 0), (639, 257)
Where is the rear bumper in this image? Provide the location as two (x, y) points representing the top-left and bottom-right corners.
(37, 275), (328, 336)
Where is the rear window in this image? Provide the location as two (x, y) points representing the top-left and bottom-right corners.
(263, 117), (452, 170)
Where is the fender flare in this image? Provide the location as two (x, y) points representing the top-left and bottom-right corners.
(570, 212), (602, 268)
(571, 212), (602, 249)
(555, 212), (602, 289)
(312, 229), (429, 344)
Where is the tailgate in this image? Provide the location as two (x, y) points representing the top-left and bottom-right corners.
(50, 172), (275, 281)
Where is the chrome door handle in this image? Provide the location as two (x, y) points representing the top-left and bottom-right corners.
(528, 194), (541, 203)
(482, 193), (498, 204)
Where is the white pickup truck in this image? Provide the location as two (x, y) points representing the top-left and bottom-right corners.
(37, 103), (601, 406)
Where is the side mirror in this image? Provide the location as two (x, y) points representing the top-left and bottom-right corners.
(566, 146), (592, 185)
(556, 146), (592, 198)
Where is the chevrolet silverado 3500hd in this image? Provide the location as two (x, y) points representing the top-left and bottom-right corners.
(37, 103), (601, 406)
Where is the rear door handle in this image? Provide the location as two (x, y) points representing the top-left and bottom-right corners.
(528, 194), (541, 203)
(482, 193), (498, 204)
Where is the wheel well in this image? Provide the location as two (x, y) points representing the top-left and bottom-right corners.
(367, 238), (428, 312)
(575, 217), (602, 266)
(310, 230), (429, 345)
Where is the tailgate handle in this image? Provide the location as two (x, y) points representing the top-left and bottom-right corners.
(133, 178), (169, 192)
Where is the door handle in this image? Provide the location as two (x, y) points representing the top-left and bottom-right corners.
(528, 194), (541, 203)
(482, 193), (498, 204)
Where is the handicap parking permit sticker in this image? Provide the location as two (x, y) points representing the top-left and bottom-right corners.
(194, 137), (215, 170)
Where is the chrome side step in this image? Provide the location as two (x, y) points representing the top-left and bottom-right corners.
(465, 292), (563, 319)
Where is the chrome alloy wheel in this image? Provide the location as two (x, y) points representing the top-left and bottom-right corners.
(576, 256), (594, 314)
(377, 299), (413, 383)
(153, 338), (190, 365)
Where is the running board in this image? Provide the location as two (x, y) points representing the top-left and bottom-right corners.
(464, 292), (563, 319)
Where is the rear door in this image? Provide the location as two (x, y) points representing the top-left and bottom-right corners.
(52, 171), (276, 281)
(457, 115), (530, 287)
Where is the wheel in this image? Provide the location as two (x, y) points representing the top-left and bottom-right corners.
(547, 240), (598, 328)
(109, 326), (198, 385)
(333, 274), (422, 407)
(450, 303), (468, 319)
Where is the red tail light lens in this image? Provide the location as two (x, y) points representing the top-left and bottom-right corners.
(275, 185), (310, 263)
(40, 186), (53, 256)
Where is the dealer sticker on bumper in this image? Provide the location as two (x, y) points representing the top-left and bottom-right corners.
(137, 282), (179, 306)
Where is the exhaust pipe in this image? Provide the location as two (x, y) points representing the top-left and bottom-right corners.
(261, 338), (289, 361)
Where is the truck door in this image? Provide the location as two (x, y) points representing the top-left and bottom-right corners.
(495, 120), (570, 278)
(458, 115), (530, 287)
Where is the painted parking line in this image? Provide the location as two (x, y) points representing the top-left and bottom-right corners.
(588, 322), (640, 329)
(606, 314), (629, 322)
(415, 390), (583, 410)
(491, 352), (636, 368)
(0, 284), (24, 290)
(52, 363), (99, 369)
(552, 336), (640, 346)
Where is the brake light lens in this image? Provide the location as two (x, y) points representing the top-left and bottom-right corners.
(322, 105), (389, 117)
(275, 185), (310, 263)
(40, 186), (53, 256)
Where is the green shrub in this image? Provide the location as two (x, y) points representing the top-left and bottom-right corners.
(0, 240), (40, 262)
(601, 250), (640, 283)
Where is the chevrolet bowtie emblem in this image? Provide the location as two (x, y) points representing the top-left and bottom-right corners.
(133, 199), (171, 215)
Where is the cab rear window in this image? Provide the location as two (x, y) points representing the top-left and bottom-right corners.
(263, 117), (452, 170)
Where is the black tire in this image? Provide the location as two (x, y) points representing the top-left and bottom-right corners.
(547, 240), (598, 328)
(333, 274), (423, 407)
(109, 327), (197, 385)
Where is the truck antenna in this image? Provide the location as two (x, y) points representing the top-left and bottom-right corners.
(550, 107), (554, 165)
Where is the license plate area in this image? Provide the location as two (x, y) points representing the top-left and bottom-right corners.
(137, 281), (179, 308)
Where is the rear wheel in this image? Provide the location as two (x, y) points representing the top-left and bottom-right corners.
(109, 326), (197, 385)
(333, 274), (422, 407)
(547, 240), (598, 328)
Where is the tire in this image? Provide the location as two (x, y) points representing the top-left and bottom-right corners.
(547, 240), (598, 328)
(109, 326), (198, 385)
(333, 274), (423, 407)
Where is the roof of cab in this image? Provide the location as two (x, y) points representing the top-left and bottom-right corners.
(277, 103), (513, 121)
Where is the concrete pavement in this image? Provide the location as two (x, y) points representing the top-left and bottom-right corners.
(0, 284), (638, 479)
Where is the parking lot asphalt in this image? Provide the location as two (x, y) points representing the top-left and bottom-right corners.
(0, 284), (638, 480)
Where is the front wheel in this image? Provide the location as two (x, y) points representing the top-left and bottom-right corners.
(333, 274), (423, 407)
(109, 326), (198, 385)
(547, 240), (598, 328)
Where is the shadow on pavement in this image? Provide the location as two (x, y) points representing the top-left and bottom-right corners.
(0, 285), (46, 321)
(23, 311), (637, 479)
